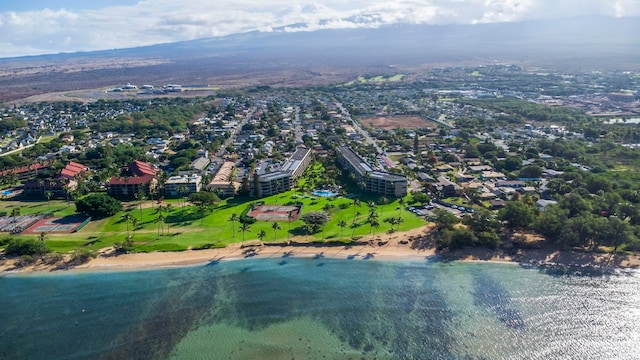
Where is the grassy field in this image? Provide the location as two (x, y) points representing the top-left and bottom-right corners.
(342, 74), (406, 86)
(1, 191), (427, 254)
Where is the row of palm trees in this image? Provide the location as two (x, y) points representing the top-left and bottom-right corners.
(224, 197), (406, 245)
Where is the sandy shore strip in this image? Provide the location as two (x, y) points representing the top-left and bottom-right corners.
(2, 224), (640, 273)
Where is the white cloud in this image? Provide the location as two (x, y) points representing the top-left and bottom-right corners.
(0, 0), (637, 57)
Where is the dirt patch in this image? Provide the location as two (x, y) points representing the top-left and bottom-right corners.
(360, 115), (437, 130)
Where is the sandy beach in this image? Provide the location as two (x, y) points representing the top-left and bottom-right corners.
(2, 224), (640, 273)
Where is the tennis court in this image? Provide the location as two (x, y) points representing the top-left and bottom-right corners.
(248, 205), (302, 222)
(23, 215), (91, 234)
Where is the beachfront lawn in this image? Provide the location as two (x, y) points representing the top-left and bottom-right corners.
(1, 191), (428, 254)
(0, 199), (78, 217)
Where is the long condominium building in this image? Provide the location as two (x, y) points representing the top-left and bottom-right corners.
(253, 147), (312, 198)
(336, 146), (407, 197)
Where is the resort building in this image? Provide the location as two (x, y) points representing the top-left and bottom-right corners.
(107, 160), (158, 199)
(336, 146), (407, 197)
(164, 175), (202, 197)
(190, 157), (210, 173)
(207, 161), (239, 197)
(128, 160), (157, 177)
(107, 176), (157, 199)
(23, 178), (77, 199)
(57, 161), (89, 180)
(280, 147), (312, 179)
(0, 162), (49, 181)
(253, 171), (291, 198)
(252, 147), (312, 198)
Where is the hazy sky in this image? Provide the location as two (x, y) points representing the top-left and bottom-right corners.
(0, 0), (637, 58)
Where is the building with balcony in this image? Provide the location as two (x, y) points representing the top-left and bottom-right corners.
(336, 146), (407, 197)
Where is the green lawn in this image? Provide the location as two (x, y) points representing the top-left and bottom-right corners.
(0, 191), (428, 254)
(0, 199), (77, 217)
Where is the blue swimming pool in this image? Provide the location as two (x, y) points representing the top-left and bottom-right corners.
(1, 190), (12, 196)
(313, 190), (337, 197)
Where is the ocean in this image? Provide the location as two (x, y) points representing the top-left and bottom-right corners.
(1, 257), (639, 359)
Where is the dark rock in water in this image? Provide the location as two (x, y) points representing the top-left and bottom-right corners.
(472, 272), (525, 330)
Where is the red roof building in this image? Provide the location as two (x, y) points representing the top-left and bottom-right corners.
(57, 161), (88, 180)
(0, 162), (49, 181)
(129, 160), (156, 177)
(108, 175), (157, 199)
(24, 178), (76, 199)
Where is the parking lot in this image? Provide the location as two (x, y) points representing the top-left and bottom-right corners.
(407, 201), (474, 219)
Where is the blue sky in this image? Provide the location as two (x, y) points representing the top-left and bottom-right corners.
(0, 0), (638, 58)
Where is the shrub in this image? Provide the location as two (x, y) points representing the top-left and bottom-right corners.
(69, 249), (98, 265)
(15, 255), (35, 267)
(113, 237), (134, 254)
(5, 238), (49, 256)
(42, 253), (64, 265)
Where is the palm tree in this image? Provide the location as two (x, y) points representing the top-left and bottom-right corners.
(39, 232), (47, 243)
(271, 222), (281, 241)
(322, 203), (332, 214)
(379, 196), (389, 207)
(228, 213), (239, 238)
(10, 207), (20, 223)
(352, 197), (361, 222)
(287, 211), (294, 242)
(240, 222), (251, 247)
(44, 190), (53, 213)
(134, 192), (146, 221)
(122, 213), (132, 238)
(338, 220), (347, 241)
(257, 229), (267, 243)
(398, 197), (405, 217)
(177, 185), (189, 213)
(370, 218), (380, 238)
(351, 211), (362, 238)
(156, 214), (165, 237)
(132, 218), (139, 239)
(367, 201), (377, 215)
(275, 180), (282, 203)
(387, 228), (396, 241)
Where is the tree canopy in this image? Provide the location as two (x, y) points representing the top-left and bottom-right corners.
(76, 193), (123, 218)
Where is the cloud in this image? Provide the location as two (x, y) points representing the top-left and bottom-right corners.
(0, 0), (638, 57)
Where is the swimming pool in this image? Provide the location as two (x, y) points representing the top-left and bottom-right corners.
(313, 190), (337, 197)
(1, 190), (12, 196)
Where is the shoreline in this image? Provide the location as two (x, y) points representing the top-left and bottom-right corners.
(2, 224), (639, 274)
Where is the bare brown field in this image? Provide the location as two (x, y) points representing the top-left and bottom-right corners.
(360, 115), (437, 130)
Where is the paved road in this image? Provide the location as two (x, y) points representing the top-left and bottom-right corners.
(216, 107), (254, 158)
(293, 106), (303, 144)
(333, 100), (384, 155)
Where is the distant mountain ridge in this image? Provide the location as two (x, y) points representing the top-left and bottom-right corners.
(1, 16), (638, 102)
(4, 16), (639, 65)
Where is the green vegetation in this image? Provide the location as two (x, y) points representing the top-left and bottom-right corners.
(1, 191), (426, 255)
(76, 193), (123, 218)
(4, 238), (50, 256)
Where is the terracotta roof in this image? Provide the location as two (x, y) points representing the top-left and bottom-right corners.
(68, 161), (87, 170)
(0, 162), (49, 177)
(129, 160), (156, 177)
(109, 175), (155, 186)
(57, 169), (78, 179)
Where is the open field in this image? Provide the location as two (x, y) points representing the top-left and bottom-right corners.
(360, 115), (438, 130)
(342, 74), (406, 86)
(0, 191), (427, 254)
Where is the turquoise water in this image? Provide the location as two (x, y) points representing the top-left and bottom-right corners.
(1, 258), (640, 359)
(312, 190), (337, 197)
